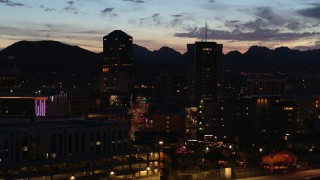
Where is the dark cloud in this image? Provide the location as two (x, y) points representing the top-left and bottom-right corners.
(6, 2), (23, 7)
(171, 14), (184, 18)
(140, 13), (161, 25)
(232, 7), (308, 32)
(0, 23), (106, 46)
(286, 22), (303, 30)
(174, 26), (320, 42)
(253, 7), (286, 26)
(247, 6), (316, 31)
(294, 41), (320, 50)
(100, 7), (117, 17)
(101, 7), (114, 13)
(224, 20), (242, 30)
(61, 1), (86, 15)
(298, 4), (320, 19)
(225, 18), (268, 32)
(169, 13), (190, 27)
(208, 0), (215, 3)
(67, 1), (74, 5)
(40, 5), (56, 12)
(122, 0), (145, 3)
(242, 19), (266, 30)
(171, 13), (188, 18)
(152, 13), (159, 18)
(0, 0), (25, 7)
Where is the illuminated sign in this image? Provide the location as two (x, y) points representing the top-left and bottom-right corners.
(35, 99), (46, 116)
(284, 107), (293, 111)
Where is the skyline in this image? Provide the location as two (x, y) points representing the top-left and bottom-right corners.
(1, 0), (320, 53)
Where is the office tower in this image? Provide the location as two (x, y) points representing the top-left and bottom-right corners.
(187, 42), (223, 132)
(188, 42), (223, 103)
(100, 30), (133, 107)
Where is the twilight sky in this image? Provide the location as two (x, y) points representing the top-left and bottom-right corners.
(1, 0), (320, 53)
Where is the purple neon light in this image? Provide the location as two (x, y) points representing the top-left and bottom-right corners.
(35, 99), (46, 116)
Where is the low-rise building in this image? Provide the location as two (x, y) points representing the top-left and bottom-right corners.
(0, 117), (160, 180)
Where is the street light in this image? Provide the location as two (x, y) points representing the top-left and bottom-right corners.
(158, 140), (164, 175)
(159, 140), (164, 145)
(147, 167), (151, 178)
(108, 171), (115, 180)
(259, 148), (263, 153)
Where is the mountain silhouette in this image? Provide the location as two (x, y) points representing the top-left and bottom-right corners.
(0, 40), (187, 84)
(223, 46), (320, 72)
(0, 40), (101, 77)
(1, 40), (319, 81)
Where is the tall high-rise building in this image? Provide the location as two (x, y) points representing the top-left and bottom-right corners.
(187, 41), (223, 132)
(187, 42), (223, 103)
(100, 30), (133, 107)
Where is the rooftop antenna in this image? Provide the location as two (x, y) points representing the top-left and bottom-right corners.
(205, 22), (208, 42)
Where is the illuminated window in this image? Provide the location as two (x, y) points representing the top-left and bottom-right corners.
(103, 67), (109, 73)
(23, 146), (28, 151)
(284, 107), (293, 111)
(202, 47), (212, 51)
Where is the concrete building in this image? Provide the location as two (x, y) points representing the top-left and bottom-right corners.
(0, 93), (68, 116)
(187, 41), (223, 134)
(152, 107), (186, 136)
(100, 30), (134, 108)
(247, 78), (288, 96)
(187, 42), (223, 103)
(201, 96), (299, 136)
(0, 117), (160, 180)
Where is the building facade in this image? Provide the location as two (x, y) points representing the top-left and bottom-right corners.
(247, 78), (288, 96)
(187, 42), (223, 103)
(0, 117), (160, 180)
(187, 41), (223, 133)
(0, 93), (68, 116)
(100, 30), (134, 108)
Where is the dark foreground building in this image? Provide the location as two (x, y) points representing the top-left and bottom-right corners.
(0, 117), (160, 180)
